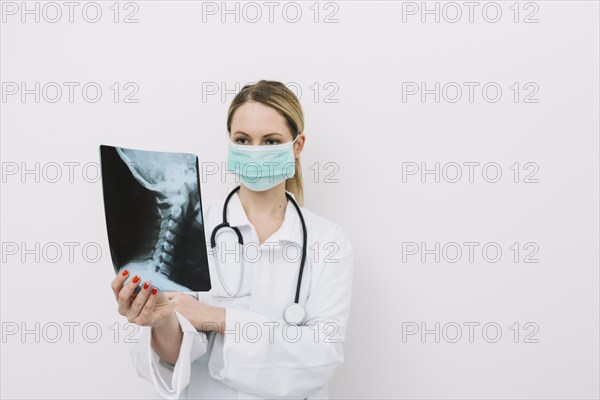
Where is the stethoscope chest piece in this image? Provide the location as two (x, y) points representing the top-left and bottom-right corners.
(284, 303), (306, 326)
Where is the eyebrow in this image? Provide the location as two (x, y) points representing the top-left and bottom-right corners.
(232, 131), (283, 137)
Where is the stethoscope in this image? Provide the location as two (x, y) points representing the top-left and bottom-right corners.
(210, 185), (308, 326)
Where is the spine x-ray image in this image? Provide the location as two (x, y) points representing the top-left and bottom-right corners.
(99, 145), (211, 292)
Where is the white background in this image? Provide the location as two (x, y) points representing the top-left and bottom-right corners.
(1, 1), (599, 398)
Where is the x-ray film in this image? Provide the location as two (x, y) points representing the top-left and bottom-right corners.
(99, 144), (211, 292)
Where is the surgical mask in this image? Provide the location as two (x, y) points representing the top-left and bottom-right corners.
(227, 136), (298, 192)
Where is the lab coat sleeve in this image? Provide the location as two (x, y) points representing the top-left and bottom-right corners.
(129, 309), (208, 399)
(208, 224), (354, 399)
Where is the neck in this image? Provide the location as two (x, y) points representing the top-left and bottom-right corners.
(237, 183), (288, 219)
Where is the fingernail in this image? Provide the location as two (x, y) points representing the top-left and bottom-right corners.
(151, 288), (157, 295)
(143, 282), (149, 290)
(132, 275), (140, 284)
(121, 269), (129, 276)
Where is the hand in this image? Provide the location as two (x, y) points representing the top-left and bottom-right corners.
(165, 292), (225, 334)
(111, 269), (174, 328)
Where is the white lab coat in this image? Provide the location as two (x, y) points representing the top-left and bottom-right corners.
(129, 189), (354, 400)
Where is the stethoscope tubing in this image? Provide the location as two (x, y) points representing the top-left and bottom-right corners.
(210, 185), (307, 306)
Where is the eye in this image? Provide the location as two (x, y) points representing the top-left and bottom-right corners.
(234, 137), (249, 145)
(265, 139), (281, 145)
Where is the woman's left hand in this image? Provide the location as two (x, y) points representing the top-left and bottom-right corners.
(165, 292), (225, 334)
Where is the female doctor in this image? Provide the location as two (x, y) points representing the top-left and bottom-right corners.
(110, 80), (354, 400)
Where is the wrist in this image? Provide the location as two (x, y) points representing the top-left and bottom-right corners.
(215, 307), (226, 335)
(154, 307), (178, 330)
(203, 305), (226, 334)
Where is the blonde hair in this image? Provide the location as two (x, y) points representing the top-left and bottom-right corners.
(227, 80), (305, 206)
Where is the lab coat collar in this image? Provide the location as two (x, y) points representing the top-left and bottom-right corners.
(227, 190), (302, 245)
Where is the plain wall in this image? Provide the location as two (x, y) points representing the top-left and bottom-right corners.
(1, 1), (598, 398)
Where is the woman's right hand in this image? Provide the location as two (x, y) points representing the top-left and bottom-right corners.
(111, 269), (174, 328)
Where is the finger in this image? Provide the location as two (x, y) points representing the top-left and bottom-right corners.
(127, 281), (153, 323)
(138, 287), (171, 326)
(137, 286), (158, 324)
(130, 285), (142, 301)
(111, 268), (131, 301)
(117, 274), (141, 315)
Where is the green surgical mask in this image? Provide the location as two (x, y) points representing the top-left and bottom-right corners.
(227, 136), (299, 192)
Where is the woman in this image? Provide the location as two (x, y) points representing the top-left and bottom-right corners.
(111, 80), (354, 399)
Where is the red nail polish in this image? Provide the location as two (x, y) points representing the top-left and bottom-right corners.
(143, 282), (149, 290)
(151, 288), (157, 295)
(121, 269), (129, 276)
(132, 275), (140, 284)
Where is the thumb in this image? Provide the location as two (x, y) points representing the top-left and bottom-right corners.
(156, 291), (170, 304)
(164, 291), (177, 300)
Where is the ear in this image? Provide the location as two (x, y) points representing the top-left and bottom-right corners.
(294, 132), (306, 157)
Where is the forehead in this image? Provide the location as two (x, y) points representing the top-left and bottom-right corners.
(231, 102), (291, 135)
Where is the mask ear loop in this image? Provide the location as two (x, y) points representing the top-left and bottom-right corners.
(289, 134), (302, 179)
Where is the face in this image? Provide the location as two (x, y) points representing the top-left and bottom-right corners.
(230, 101), (304, 157)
